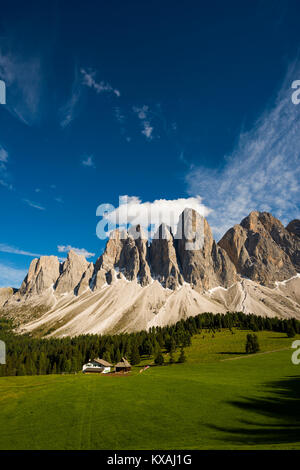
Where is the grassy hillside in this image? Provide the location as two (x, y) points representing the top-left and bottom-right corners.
(0, 329), (299, 450)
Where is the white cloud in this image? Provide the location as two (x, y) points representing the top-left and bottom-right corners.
(142, 123), (153, 139)
(186, 61), (300, 239)
(23, 199), (45, 211)
(0, 179), (13, 190)
(102, 195), (211, 237)
(57, 245), (95, 258)
(0, 146), (8, 162)
(81, 68), (120, 97)
(0, 243), (42, 257)
(81, 154), (95, 168)
(0, 49), (42, 125)
(0, 262), (27, 288)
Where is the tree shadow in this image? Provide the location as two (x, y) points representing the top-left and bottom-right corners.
(218, 352), (246, 355)
(207, 375), (300, 446)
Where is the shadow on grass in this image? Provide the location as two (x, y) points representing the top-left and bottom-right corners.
(218, 352), (246, 355)
(268, 336), (289, 339)
(207, 375), (300, 446)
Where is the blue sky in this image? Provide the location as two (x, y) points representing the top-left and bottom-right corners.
(0, 0), (300, 287)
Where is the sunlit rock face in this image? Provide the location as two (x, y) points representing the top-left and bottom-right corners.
(219, 211), (300, 286)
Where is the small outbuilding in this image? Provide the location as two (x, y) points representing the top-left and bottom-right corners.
(82, 358), (112, 374)
(115, 357), (131, 372)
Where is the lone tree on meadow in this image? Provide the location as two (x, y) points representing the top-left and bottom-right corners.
(245, 334), (260, 354)
(178, 347), (187, 363)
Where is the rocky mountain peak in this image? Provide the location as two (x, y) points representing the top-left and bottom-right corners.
(219, 211), (300, 286)
(150, 223), (183, 289)
(12, 209), (299, 307)
(19, 255), (61, 296)
(175, 208), (237, 290)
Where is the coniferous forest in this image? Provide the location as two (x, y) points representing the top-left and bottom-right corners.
(0, 312), (299, 377)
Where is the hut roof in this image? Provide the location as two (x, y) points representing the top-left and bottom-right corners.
(93, 358), (112, 367)
(115, 357), (131, 368)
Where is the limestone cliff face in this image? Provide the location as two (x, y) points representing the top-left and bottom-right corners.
(175, 209), (237, 290)
(219, 211), (300, 286)
(91, 212), (237, 292)
(19, 256), (61, 296)
(55, 250), (89, 294)
(75, 263), (94, 295)
(149, 224), (183, 289)
(9, 209), (300, 305)
(91, 225), (152, 288)
(0, 287), (15, 307)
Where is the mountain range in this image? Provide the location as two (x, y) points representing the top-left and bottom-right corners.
(0, 209), (299, 337)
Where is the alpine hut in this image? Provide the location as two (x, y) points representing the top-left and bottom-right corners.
(82, 358), (112, 374)
(115, 357), (131, 372)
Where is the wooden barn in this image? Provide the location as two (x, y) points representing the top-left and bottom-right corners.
(82, 358), (112, 374)
(115, 357), (131, 372)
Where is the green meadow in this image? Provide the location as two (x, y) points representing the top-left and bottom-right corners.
(0, 329), (299, 450)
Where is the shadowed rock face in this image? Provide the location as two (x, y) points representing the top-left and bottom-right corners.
(175, 209), (237, 290)
(74, 262), (94, 295)
(286, 219), (300, 238)
(150, 224), (183, 289)
(92, 226), (151, 288)
(219, 211), (300, 286)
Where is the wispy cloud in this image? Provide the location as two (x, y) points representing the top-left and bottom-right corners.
(186, 61), (300, 239)
(81, 68), (120, 97)
(0, 49), (42, 125)
(0, 262), (27, 288)
(57, 245), (95, 258)
(59, 67), (82, 128)
(0, 144), (13, 190)
(133, 105), (154, 140)
(0, 178), (13, 190)
(81, 154), (95, 168)
(0, 243), (42, 258)
(114, 106), (125, 124)
(23, 199), (45, 211)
